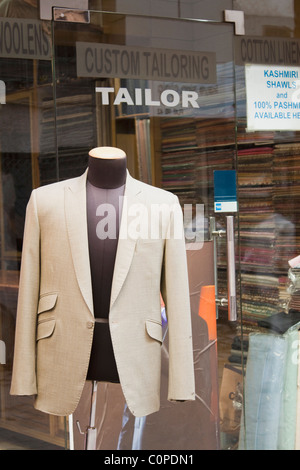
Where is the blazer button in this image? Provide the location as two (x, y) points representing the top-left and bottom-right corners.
(87, 321), (94, 329)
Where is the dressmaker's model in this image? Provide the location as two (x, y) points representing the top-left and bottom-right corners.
(83, 147), (126, 449)
(86, 147), (126, 383)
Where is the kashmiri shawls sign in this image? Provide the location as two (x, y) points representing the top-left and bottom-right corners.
(245, 64), (300, 131)
(235, 36), (300, 132)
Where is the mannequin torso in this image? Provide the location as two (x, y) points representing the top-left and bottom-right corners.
(86, 147), (126, 383)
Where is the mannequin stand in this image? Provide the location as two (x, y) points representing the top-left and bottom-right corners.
(76, 380), (98, 450)
(76, 147), (126, 450)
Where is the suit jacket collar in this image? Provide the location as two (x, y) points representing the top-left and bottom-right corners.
(64, 169), (142, 316)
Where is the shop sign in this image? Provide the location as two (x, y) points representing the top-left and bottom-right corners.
(76, 42), (216, 84)
(0, 18), (51, 60)
(0, 340), (5, 364)
(235, 36), (300, 66)
(245, 64), (300, 131)
(95, 86), (200, 109)
(0, 80), (5, 104)
(214, 170), (238, 213)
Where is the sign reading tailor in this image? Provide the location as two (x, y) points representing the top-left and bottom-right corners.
(245, 64), (300, 131)
(0, 18), (51, 60)
(76, 42), (216, 84)
(95, 85), (200, 110)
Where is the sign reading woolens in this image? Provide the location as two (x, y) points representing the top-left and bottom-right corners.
(76, 42), (216, 84)
(0, 18), (51, 60)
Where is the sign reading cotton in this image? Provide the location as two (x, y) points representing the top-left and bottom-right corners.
(245, 64), (300, 131)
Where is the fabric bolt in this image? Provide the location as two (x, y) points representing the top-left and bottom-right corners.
(239, 333), (287, 450)
(278, 327), (299, 450)
(239, 325), (300, 450)
(295, 331), (300, 450)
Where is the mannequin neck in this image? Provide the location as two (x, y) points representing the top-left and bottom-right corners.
(87, 148), (127, 189)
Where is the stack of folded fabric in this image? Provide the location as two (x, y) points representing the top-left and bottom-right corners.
(228, 336), (248, 365)
(289, 293), (300, 312)
(273, 144), (300, 273)
(258, 310), (300, 334)
(160, 117), (198, 205)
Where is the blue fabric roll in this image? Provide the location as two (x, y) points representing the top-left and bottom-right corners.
(239, 333), (286, 450)
(239, 324), (300, 450)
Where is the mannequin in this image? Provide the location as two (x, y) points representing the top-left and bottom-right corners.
(86, 146), (127, 383)
(10, 143), (195, 422)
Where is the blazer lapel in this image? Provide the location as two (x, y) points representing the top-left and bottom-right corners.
(64, 169), (94, 317)
(110, 172), (142, 309)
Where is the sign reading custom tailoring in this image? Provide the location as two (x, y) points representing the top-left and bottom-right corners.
(76, 42), (216, 84)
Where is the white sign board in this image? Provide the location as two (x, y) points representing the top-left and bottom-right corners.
(245, 64), (300, 131)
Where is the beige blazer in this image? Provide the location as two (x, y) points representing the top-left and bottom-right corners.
(10, 170), (195, 417)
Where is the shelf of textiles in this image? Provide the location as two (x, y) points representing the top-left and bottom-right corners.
(159, 116), (236, 312)
(160, 117), (198, 205)
(238, 143), (283, 325)
(238, 146), (275, 270)
(237, 140), (300, 326)
(160, 115), (300, 326)
(38, 84), (97, 186)
(274, 143), (300, 312)
(160, 117), (235, 206)
(273, 143), (300, 269)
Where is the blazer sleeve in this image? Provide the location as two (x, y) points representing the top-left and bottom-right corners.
(161, 196), (195, 402)
(10, 190), (40, 396)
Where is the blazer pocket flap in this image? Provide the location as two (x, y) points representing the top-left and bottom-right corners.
(37, 319), (56, 341)
(146, 320), (163, 343)
(38, 293), (58, 314)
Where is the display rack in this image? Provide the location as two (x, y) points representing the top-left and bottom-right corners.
(0, 69), (102, 446)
